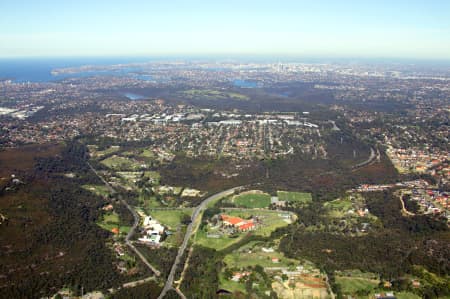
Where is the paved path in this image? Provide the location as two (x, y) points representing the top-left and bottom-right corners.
(157, 186), (242, 299)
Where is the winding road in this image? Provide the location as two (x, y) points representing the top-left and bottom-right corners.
(87, 162), (161, 277)
(352, 147), (378, 170)
(157, 186), (243, 299)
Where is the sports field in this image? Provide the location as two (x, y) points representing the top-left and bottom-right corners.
(277, 191), (312, 205)
(233, 192), (271, 208)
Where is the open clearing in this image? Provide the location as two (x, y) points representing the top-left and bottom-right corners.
(336, 276), (379, 294)
(277, 191), (312, 205)
(233, 192), (271, 208)
(147, 208), (193, 230)
(100, 155), (141, 170)
(224, 249), (298, 269)
(97, 212), (130, 235)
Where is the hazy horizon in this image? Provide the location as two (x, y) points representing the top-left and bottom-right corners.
(1, 0), (450, 60)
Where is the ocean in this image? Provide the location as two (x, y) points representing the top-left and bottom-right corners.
(0, 57), (154, 83)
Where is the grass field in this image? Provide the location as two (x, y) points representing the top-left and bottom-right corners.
(147, 209), (193, 230)
(97, 212), (131, 235)
(140, 149), (155, 159)
(277, 191), (312, 205)
(143, 171), (160, 184)
(195, 229), (246, 250)
(324, 199), (354, 218)
(336, 276), (379, 294)
(90, 146), (121, 159)
(395, 292), (422, 299)
(101, 155), (141, 170)
(224, 250), (298, 268)
(233, 192), (271, 208)
(219, 273), (247, 293)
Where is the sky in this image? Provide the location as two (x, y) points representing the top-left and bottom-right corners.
(1, 0), (450, 60)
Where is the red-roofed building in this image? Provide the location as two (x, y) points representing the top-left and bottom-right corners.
(238, 221), (255, 231)
(221, 214), (245, 227)
(221, 214), (255, 231)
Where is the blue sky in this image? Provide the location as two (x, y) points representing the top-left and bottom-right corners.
(1, 0), (449, 59)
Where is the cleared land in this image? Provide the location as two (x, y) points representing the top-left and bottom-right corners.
(97, 212), (130, 235)
(147, 209), (193, 230)
(224, 249), (298, 269)
(277, 191), (312, 205)
(233, 192), (271, 208)
(336, 276), (379, 294)
(100, 155), (141, 170)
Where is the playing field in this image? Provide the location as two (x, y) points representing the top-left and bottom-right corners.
(148, 209), (193, 230)
(277, 191), (312, 204)
(233, 192), (271, 208)
(100, 155), (141, 170)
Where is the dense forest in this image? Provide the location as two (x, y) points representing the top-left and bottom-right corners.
(0, 141), (125, 298)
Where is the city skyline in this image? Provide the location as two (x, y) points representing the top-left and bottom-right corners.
(1, 0), (450, 60)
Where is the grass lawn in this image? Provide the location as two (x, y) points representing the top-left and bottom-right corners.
(140, 149), (155, 159)
(233, 192), (271, 208)
(219, 273), (246, 293)
(92, 146), (120, 158)
(395, 292), (422, 299)
(97, 212), (119, 231)
(101, 155), (141, 170)
(195, 210), (293, 250)
(324, 199), (353, 213)
(195, 229), (246, 250)
(148, 209), (193, 230)
(224, 250), (298, 269)
(97, 212), (131, 235)
(82, 184), (110, 198)
(140, 193), (164, 208)
(144, 171), (160, 183)
(336, 276), (379, 295)
(277, 191), (312, 205)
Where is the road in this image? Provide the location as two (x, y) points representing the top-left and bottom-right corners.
(157, 186), (242, 299)
(398, 191), (415, 217)
(352, 147), (377, 170)
(122, 276), (156, 288)
(122, 195), (161, 276)
(87, 162), (161, 277)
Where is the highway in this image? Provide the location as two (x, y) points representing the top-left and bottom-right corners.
(157, 186), (242, 299)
